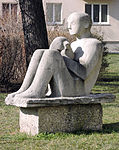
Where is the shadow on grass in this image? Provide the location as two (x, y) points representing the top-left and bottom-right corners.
(97, 83), (119, 87)
(102, 122), (119, 133)
(98, 72), (119, 82)
(36, 122), (119, 139)
(74, 122), (119, 135)
(96, 82), (119, 87)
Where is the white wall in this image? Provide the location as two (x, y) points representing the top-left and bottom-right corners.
(43, 0), (85, 27)
(43, 0), (119, 51)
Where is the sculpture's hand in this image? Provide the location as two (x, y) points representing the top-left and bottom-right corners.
(61, 41), (74, 59)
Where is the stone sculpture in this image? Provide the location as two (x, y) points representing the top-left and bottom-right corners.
(6, 12), (103, 100)
(5, 12), (115, 136)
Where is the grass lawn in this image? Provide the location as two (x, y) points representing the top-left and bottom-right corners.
(0, 54), (119, 150)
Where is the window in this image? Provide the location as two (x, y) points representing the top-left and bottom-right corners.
(46, 3), (62, 24)
(85, 4), (109, 24)
(2, 3), (18, 21)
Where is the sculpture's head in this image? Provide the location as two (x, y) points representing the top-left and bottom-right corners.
(49, 36), (69, 51)
(67, 12), (92, 37)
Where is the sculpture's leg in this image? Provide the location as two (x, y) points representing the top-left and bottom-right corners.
(7, 50), (44, 98)
(15, 50), (73, 98)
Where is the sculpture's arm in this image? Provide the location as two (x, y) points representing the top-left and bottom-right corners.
(63, 56), (86, 80)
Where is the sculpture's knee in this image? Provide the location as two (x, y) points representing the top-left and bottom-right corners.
(44, 50), (63, 61)
(32, 49), (44, 58)
(43, 50), (66, 71)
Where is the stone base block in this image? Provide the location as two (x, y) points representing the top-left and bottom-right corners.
(20, 104), (102, 135)
(5, 94), (115, 136)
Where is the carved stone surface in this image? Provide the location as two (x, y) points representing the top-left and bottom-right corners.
(15, 93), (115, 135)
(20, 104), (103, 135)
(5, 93), (115, 108)
(5, 13), (103, 99)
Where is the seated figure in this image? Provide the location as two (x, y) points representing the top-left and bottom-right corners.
(6, 12), (103, 99)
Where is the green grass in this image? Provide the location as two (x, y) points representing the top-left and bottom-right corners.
(0, 54), (119, 150)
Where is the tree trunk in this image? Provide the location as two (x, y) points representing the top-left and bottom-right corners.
(19, 0), (49, 67)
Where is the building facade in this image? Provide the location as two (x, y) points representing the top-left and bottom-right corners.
(43, 0), (119, 52)
(0, 0), (20, 20)
(0, 0), (119, 52)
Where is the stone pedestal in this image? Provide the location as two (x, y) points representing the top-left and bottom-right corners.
(5, 93), (115, 135)
(20, 104), (102, 135)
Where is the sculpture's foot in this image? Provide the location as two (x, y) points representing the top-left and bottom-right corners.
(5, 92), (19, 101)
(7, 88), (27, 99)
(5, 94), (14, 105)
(7, 93), (16, 99)
(14, 89), (45, 99)
(5, 89), (27, 104)
(5, 91), (20, 105)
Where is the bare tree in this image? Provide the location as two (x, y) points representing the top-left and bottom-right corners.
(19, 0), (49, 67)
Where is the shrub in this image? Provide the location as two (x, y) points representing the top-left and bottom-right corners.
(48, 26), (75, 45)
(92, 33), (109, 80)
(0, 16), (26, 87)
